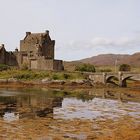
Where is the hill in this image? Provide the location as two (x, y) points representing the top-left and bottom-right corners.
(64, 52), (140, 71)
(79, 53), (140, 66)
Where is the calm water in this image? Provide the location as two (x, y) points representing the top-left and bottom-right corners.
(0, 88), (140, 122)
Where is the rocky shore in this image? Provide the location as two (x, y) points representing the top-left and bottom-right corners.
(0, 77), (140, 89)
(0, 78), (94, 89)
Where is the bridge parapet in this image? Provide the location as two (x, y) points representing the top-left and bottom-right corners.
(89, 72), (140, 87)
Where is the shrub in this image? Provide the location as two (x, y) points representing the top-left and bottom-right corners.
(100, 69), (112, 72)
(0, 64), (10, 71)
(63, 73), (71, 79)
(52, 74), (59, 80)
(119, 64), (131, 71)
(21, 63), (28, 70)
(75, 64), (96, 72)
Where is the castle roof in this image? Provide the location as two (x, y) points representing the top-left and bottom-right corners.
(23, 31), (51, 42)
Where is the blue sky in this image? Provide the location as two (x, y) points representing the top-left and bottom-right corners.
(0, 0), (140, 61)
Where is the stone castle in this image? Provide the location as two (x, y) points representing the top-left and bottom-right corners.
(0, 30), (64, 71)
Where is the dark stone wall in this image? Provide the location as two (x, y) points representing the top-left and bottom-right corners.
(0, 47), (17, 66)
(5, 52), (18, 66)
(53, 60), (64, 71)
(0, 47), (6, 64)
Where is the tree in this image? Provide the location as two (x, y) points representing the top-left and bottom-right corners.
(119, 64), (131, 71)
(75, 64), (96, 72)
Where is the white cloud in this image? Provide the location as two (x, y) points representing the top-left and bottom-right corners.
(57, 36), (140, 50)
(56, 36), (140, 61)
(91, 37), (113, 46)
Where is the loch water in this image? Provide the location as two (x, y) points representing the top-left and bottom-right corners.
(0, 88), (140, 139)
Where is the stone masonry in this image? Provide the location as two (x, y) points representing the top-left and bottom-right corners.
(0, 30), (64, 71)
(0, 44), (17, 66)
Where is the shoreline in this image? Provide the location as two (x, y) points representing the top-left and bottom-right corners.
(0, 79), (140, 91)
(0, 80), (94, 89)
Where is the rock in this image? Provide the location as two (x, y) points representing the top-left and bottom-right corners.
(8, 78), (18, 83)
(70, 79), (85, 84)
(41, 78), (52, 83)
(51, 80), (65, 85)
(42, 79), (65, 85)
(0, 79), (8, 83)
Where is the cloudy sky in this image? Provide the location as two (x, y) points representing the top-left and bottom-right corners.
(0, 0), (140, 61)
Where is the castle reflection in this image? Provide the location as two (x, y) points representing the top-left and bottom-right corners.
(0, 88), (139, 121)
(0, 92), (63, 120)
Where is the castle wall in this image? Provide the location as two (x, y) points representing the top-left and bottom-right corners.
(20, 32), (55, 60)
(20, 40), (39, 53)
(14, 52), (29, 68)
(37, 58), (54, 70)
(5, 52), (18, 66)
(14, 52), (23, 68)
(0, 31), (64, 71)
(0, 46), (17, 66)
(53, 60), (64, 71)
(0, 47), (6, 64)
(29, 57), (63, 71)
(42, 40), (55, 59)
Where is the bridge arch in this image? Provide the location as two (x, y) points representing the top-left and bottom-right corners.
(121, 76), (132, 87)
(89, 72), (140, 87)
(106, 75), (118, 85)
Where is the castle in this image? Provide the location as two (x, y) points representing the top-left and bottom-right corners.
(0, 30), (64, 71)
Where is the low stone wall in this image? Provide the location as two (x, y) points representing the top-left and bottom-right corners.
(37, 58), (54, 70)
(53, 60), (64, 71)
(89, 73), (104, 84)
(29, 57), (64, 71)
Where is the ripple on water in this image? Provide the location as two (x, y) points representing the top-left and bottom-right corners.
(54, 98), (140, 120)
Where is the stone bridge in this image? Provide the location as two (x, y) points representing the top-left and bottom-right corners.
(89, 72), (140, 87)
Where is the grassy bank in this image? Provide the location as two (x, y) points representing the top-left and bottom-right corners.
(0, 69), (86, 81)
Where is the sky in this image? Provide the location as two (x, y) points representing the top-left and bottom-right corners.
(0, 0), (140, 61)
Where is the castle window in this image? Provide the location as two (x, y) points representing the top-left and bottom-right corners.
(29, 51), (33, 57)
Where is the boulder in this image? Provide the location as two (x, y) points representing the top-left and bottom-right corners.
(0, 79), (8, 83)
(41, 78), (52, 83)
(8, 78), (18, 83)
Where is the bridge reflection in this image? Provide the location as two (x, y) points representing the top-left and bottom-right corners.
(88, 89), (140, 103)
(0, 89), (139, 121)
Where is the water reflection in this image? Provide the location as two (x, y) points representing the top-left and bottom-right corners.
(54, 97), (140, 120)
(0, 90), (63, 121)
(0, 89), (139, 122)
(3, 112), (19, 122)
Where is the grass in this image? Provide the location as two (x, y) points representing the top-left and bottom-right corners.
(0, 69), (85, 81)
(96, 66), (140, 73)
(0, 65), (139, 81)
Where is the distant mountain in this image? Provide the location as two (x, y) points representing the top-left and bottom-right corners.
(64, 52), (140, 71)
(79, 53), (140, 66)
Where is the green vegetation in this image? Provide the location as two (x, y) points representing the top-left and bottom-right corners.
(119, 64), (131, 72)
(21, 63), (28, 70)
(0, 69), (85, 80)
(75, 64), (96, 72)
(0, 64), (10, 71)
(99, 68), (112, 72)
